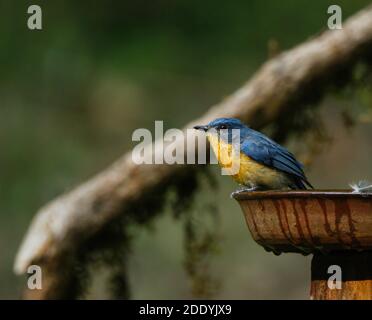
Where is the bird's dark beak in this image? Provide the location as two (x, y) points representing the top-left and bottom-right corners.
(193, 125), (209, 132)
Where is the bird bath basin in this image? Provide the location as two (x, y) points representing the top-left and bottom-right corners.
(233, 190), (372, 299)
(233, 190), (372, 254)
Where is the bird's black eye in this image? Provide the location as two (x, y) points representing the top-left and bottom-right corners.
(219, 125), (227, 130)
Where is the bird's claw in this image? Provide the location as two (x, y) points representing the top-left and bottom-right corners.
(230, 186), (259, 198)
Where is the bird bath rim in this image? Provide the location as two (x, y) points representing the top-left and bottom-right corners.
(232, 189), (372, 201)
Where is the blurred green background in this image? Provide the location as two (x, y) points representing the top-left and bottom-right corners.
(1, 0), (372, 299)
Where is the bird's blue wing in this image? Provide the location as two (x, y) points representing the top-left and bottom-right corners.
(240, 138), (311, 187)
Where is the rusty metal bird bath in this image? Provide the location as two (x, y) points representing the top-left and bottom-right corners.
(233, 190), (372, 300)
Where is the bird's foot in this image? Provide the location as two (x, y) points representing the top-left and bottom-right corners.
(230, 186), (259, 198)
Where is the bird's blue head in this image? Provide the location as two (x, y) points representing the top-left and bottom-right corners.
(193, 118), (247, 132)
(194, 118), (248, 143)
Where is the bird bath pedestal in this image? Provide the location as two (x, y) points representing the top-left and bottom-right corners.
(233, 191), (372, 300)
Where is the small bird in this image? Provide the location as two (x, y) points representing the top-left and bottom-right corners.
(194, 118), (313, 194)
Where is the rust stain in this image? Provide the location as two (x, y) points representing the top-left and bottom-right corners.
(292, 199), (307, 245)
(257, 199), (265, 212)
(317, 199), (335, 237)
(333, 200), (348, 247)
(333, 199), (360, 248)
(279, 199), (295, 241)
(272, 200), (291, 242)
(299, 199), (315, 246)
(344, 200), (360, 248)
(246, 202), (264, 241)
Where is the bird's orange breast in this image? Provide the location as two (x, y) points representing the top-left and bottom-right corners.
(207, 133), (287, 187)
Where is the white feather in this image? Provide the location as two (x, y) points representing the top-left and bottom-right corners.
(350, 180), (372, 193)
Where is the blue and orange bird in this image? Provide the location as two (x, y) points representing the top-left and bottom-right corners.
(194, 118), (313, 194)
